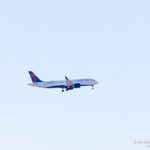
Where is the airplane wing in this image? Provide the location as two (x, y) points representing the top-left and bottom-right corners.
(65, 76), (73, 88)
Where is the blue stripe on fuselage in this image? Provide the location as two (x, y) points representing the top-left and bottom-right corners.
(46, 84), (89, 89)
(46, 85), (65, 88)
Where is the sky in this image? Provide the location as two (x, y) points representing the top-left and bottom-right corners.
(0, 0), (150, 150)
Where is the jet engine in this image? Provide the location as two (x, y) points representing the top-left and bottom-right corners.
(73, 83), (81, 88)
(66, 83), (81, 91)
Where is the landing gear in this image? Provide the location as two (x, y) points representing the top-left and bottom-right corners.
(62, 89), (64, 92)
(92, 85), (94, 90)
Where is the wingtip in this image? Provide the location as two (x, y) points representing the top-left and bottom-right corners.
(65, 76), (68, 80)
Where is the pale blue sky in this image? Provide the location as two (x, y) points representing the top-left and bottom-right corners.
(0, 0), (150, 150)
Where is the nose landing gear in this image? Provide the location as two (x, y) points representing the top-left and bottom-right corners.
(92, 85), (94, 90)
(62, 89), (64, 92)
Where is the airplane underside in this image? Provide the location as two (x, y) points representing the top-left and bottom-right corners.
(46, 84), (94, 92)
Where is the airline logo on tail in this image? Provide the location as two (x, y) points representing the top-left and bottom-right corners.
(29, 71), (42, 82)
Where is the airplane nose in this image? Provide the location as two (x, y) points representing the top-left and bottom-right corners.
(95, 81), (98, 85)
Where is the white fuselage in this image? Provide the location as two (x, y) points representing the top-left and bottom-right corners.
(28, 78), (98, 89)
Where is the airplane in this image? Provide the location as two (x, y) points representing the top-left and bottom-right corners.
(28, 71), (98, 92)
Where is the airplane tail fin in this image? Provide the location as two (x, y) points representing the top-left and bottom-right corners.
(28, 71), (42, 83)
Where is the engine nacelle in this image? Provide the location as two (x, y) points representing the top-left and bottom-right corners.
(66, 83), (81, 91)
(73, 83), (81, 88)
